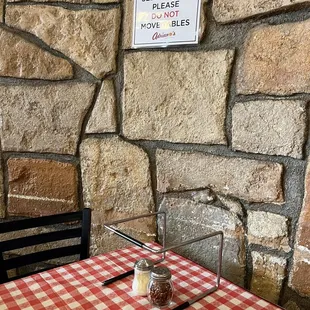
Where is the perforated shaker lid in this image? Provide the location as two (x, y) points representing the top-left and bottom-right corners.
(134, 258), (154, 271)
(150, 266), (171, 280)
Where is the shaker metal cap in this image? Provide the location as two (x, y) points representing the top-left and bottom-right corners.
(134, 258), (154, 271)
(150, 266), (171, 280)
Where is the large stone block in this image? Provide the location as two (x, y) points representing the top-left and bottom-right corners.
(213, 0), (310, 23)
(80, 137), (155, 253)
(247, 211), (290, 252)
(0, 83), (95, 154)
(123, 50), (234, 144)
(251, 251), (287, 304)
(290, 161), (310, 297)
(7, 158), (78, 217)
(0, 28), (73, 80)
(6, 6), (120, 78)
(232, 100), (307, 158)
(86, 80), (117, 134)
(123, 0), (208, 49)
(158, 196), (246, 286)
(8, 0), (117, 2)
(237, 20), (310, 95)
(156, 149), (284, 203)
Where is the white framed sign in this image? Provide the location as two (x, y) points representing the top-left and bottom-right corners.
(132, 0), (201, 48)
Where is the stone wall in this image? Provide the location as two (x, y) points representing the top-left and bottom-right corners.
(1, 0), (310, 309)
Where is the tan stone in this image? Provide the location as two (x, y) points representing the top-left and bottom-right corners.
(6, 6), (120, 78)
(213, 0), (310, 23)
(80, 136), (154, 213)
(91, 210), (155, 255)
(159, 196), (245, 285)
(156, 149), (284, 203)
(247, 211), (290, 252)
(0, 83), (95, 154)
(0, 27), (73, 80)
(124, 50), (234, 144)
(290, 161), (310, 297)
(0, 161), (4, 219)
(80, 137), (155, 253)
(0, 0), (3, 23)
(7, 158), (78, 217)
(86, 80), (117, 134)
(251, 251), (286, 304)
(232, 100), (307, 158)
(123, 0), (208, 49)
(237, 20), (310, 95)
(8, 0), (117, 2)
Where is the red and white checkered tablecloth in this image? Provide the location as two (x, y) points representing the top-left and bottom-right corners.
(0, 244), (283, 310)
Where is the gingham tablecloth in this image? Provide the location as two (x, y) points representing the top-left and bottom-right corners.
(0, 244), (282, 310)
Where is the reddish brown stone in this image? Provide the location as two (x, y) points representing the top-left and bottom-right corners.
(290, 261), (310, 297)
(7, 158), (78, 217)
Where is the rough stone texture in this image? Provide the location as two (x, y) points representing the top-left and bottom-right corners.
(251, 251), (287, 304)
(232, 100), (307, 159)
(7, 158), (79, 217)
(217, 194), (243, 216)
(0, 0), (3, 23)
(237, 20), (310, 95)
(156, 149), (284, 203)
(247, 211), (290, 252)
(0, 83), (95, 154)
(158, 196), (246, 286)
(123, 50), (234, 144)
(284, 301), (301, 310)
(290, 162), (310, 297)
(6, 6), (120, 78)
(8, 0), (116, 2)
(290, 260), (310, 297)
(123, 0), (208, 49)
(86, 80), (117, 134)
(0, 161), (4, 219)
(80, 137), (155, 253)
(0, 28), (73, 80)
(213, 0), (310, 23)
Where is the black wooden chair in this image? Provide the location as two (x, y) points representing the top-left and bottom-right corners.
(0, 208), (91, 284)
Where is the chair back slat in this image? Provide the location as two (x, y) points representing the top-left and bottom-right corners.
(0, 228), (82, 252)
(0, 208), (91, 284)
(81, 208), (91, 260)
(3, 245), (82, 270)
(0, 211), (83, 234)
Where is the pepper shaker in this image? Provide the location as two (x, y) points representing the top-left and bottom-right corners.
(132, 258), (154, 296)
(147, 266), (174, 308)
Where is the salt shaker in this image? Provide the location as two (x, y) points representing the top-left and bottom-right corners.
(132, 258), (154, 296)
(147, 266), (174, 308)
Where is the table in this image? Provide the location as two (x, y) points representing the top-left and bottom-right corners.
(0, 244), (283, 310)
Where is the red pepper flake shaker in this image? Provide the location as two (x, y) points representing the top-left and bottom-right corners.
(147, 266), (174, 308)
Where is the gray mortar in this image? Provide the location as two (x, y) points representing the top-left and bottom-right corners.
(0, 0), (310, 307)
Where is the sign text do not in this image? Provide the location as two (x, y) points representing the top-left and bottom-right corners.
(132, 0), (201, 48)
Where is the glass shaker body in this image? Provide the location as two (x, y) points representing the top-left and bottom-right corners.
(132, 258), (154, 296)
(147, 266), (174, 308)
